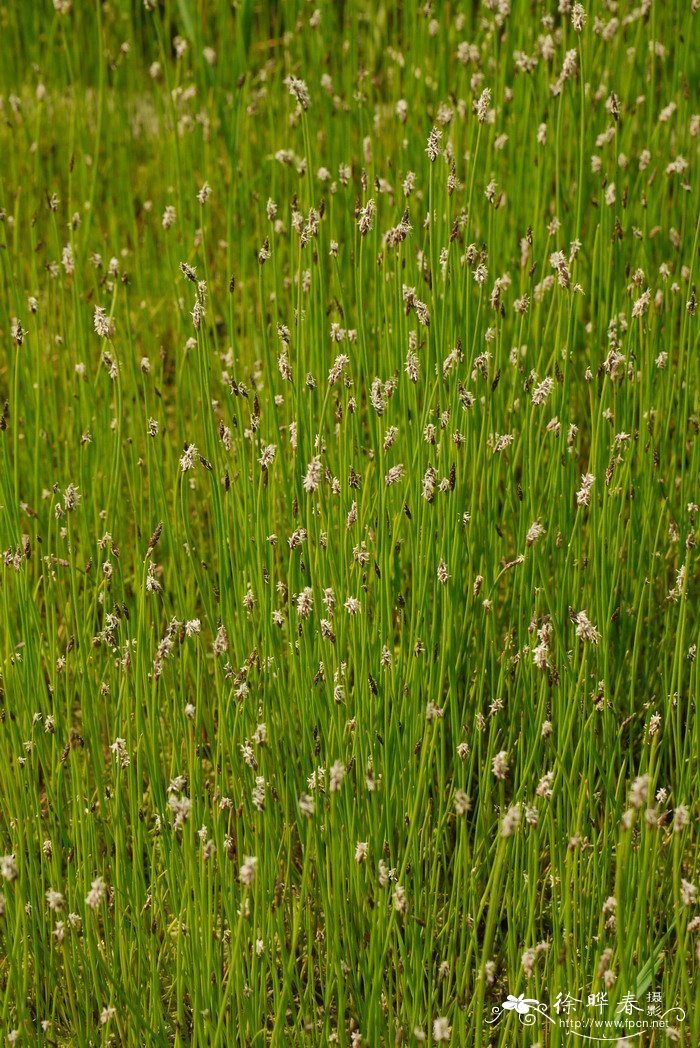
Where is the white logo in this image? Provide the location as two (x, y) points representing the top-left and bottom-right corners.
(486, 989), (686, 1041)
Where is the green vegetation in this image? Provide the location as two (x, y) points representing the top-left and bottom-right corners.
(0, 0), (698, 1044)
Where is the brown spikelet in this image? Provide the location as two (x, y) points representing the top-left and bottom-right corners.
(147, 522), (163, 557)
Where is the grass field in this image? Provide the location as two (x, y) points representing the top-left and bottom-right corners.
(0, 0), (698, 1044)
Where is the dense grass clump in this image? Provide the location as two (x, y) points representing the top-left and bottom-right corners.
(0, 0), (698, 1044)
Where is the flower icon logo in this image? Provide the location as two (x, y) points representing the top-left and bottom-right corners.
(502, 994), (537, 1015)
(486, 994), (548, 1026)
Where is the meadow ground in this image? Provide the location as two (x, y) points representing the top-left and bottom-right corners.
(0, 0), (698, 1045)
